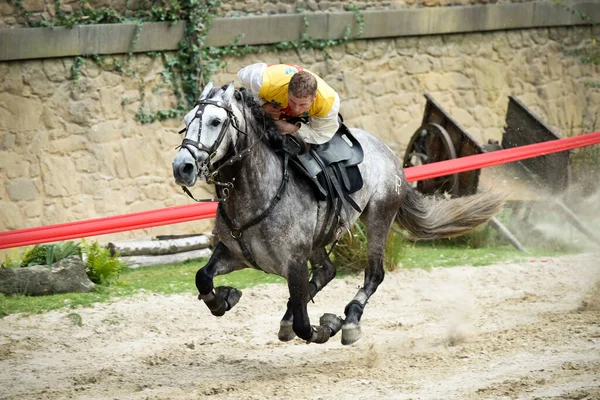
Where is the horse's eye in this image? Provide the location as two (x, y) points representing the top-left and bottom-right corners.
(210, 119), (221, 127)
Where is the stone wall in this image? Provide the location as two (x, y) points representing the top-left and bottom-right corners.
(1, 24), (598, 255)
(1, 0), (541, 26)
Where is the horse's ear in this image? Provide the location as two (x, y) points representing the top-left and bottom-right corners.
(199, 82), (214, 100)
(222, 81), (235, 106)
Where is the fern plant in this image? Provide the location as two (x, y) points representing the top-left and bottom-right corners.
(82, 240), (124, 284)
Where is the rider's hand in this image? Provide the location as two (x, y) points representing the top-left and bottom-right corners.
(262, 103), (282, 120)
(275, 120), (300, 135)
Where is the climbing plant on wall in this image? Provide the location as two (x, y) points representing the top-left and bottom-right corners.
(8, 0), (364, 123)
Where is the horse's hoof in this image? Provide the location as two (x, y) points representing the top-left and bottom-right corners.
(320, 313), (343, 337)
(214, 286), (242, 310)
(278, 320), (296, 342)
(341, 322), (361, 345)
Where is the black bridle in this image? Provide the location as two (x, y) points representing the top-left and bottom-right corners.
(177, 97), (259, 202)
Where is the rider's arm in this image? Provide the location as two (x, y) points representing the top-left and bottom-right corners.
(237, 63), (267, 105)
(295, 93), (341, 145)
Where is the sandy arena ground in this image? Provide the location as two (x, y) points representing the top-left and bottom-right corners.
(1, 252), (599, 400)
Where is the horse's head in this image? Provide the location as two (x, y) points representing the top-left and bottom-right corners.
(172, 82), (238, 187)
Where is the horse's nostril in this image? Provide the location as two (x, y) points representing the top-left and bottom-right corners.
(181, 163), (195, 177)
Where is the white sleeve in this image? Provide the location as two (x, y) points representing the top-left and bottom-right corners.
(237, 63), (267, 104)
(295, 93), (341, 145)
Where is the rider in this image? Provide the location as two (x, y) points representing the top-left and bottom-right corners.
(237, 63), (341, 145)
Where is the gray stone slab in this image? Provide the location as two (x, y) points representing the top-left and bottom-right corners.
(79, 22), (185, 55)
(0, 26), (79, 61)
(0, 1), (598, 61)
(206, 14), (306, 46)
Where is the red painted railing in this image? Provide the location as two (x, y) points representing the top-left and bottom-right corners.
(1, 130), (599, 250)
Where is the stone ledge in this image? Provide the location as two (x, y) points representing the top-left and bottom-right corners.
(0, 1), (598, 61)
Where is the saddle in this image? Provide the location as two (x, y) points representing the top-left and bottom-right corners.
(293, 126), (363, 200)
(287, 122), (365, 245)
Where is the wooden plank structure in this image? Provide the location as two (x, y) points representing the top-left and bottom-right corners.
(402, 93), (600, 251)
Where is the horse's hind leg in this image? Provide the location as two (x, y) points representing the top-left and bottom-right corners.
(196, 241), (245, 316)
(278, 248), (338, 341)
(342, 206), (396, 345)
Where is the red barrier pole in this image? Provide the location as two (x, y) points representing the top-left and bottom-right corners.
(1, 131), (599, 250)
(0, 203), (217, 249)
(404, 130), (600, 182)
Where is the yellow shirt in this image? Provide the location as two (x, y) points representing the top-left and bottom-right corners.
(258, 64), (337, 118)
(238, 63), (341, 144)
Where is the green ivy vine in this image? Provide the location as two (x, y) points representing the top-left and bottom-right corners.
(8, 0), (364, 124)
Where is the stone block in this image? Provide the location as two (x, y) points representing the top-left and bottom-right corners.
(452, 91), (477, 108)
(68, 99), (102, 125)
(472, 58), (506, 91)
(0, 93), (44, 131)
(0, 63), (24, 95)
(42, 108), (61, 131)
(0, 202), (23, 230)
(73, 152), (99, 173)
(441, 57), (465, 72)
(0, 152), (28, 179)
(99, 87), (124, 120)
(0, 256), (95, 296)
(22, 60), (55, 98)
(141, 184), (171, 201)
(42, 59), (68, 83)
(405, 54), (432, 75)
(421, 72), (452, 91)
(418, 36), (445, 57)
(22, 0), (45, 12)
(41, 156), (80, 197)
(395, 37), (418, 56)
(23, 201), (42, 219)
(120, 138), (160, 178)
(449, 107), (477, 130)
(48, 135), (90, 155)
(69, 78), (96, 101)
(6, 177), (38, 202)
(531, 28), (549, 45)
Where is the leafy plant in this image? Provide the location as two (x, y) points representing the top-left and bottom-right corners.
(331, 221), (405, 274)
(20, 241), (82, 268)
(1, 250), (24, 268)
(10, 0), (364, 124)
(81, 240), (125, 284)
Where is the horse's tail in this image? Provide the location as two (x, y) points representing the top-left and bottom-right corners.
(395, 186), (505, 240)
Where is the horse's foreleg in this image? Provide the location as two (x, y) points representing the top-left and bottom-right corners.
(278, 248), (339, 342)
(196, 241), (244, 316)
(285, 259), (342, 344)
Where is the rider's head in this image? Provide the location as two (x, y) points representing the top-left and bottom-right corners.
(288, 71), (317, 116)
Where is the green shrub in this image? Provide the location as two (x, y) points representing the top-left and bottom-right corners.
(1, 250), (24, 268)
(331, 221), (405, 274)
(20, 241), (82, 268)
(82, 240), (124, 284)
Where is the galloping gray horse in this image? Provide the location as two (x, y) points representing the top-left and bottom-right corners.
(172, 82), (504, 345)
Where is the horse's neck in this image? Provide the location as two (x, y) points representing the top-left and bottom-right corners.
(221, 114), (283, 214)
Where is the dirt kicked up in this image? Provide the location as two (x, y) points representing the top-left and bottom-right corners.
(1, 252), (599, 400)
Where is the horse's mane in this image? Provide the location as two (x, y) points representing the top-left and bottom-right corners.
(232, 87), (283, 149)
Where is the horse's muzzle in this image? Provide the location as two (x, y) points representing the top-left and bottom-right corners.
(172, 151), (199, 187)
